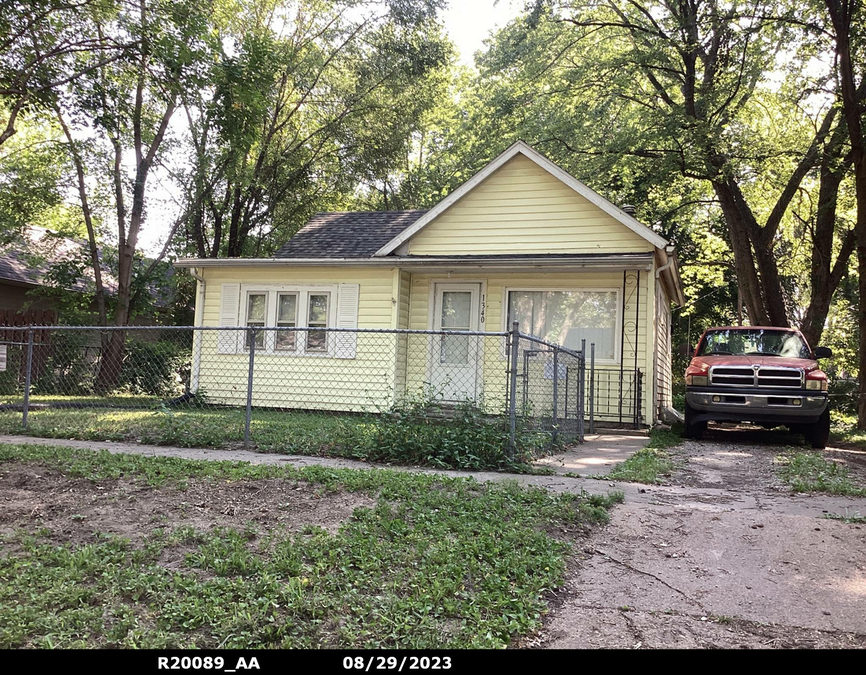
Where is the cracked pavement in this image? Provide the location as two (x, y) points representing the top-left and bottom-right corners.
(535, 426), (866, 649)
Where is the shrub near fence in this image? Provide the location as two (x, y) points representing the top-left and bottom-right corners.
(0, 324), (648, 469)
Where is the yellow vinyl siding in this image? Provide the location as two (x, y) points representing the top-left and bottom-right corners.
(406, 270), (655, 423)
(196, 266), (399, 411)
(406, 155), (654, 256)
(655, 275), (673, 416)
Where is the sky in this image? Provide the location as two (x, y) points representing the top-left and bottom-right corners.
(137, 1), (525, 255)
(441, 0), (523, 66)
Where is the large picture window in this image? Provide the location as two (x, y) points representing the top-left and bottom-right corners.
(507, 289), (619, 361)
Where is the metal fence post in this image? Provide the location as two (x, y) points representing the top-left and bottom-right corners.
(22, 328), (34, 430)
(551, 345), (559, 441)
(589, 343), (596, 434)
(508, 321), (520, 457)
(244, 327), (256, 448)
(579, 339), (586, 442)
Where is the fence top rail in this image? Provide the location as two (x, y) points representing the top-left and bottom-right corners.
(517, 332), (583, 359)
(18, 325), (510, 338)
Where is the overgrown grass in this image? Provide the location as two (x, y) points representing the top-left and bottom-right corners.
(604, 426), (682, 484)
(776, 451), (866, 497)
(0, 443), (621, 649)
(0, 397), (550, 472)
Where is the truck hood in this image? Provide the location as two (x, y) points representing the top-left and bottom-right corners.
(691, 355), (818, 371)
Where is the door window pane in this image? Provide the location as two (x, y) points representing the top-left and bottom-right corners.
(439, 291), (472, 363)
(440, 291), (471, 329)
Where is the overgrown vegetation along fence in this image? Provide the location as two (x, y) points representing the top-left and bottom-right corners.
(0, 324), (643, 468)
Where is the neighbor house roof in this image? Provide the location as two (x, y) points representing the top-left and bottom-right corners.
(274, 210), (427, 259)
(0, 228), (103, 292)
(0, 227), (175, 307)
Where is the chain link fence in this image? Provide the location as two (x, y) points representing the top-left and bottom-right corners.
(0, 323), (643, 459)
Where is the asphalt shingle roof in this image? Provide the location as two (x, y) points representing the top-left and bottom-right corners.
(274, 210), (427, 259)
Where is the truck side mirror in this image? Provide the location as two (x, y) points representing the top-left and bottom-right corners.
(814, 346), (833, 359)
(677, 343), (694, 357)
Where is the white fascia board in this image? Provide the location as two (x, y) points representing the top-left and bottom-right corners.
(173, 253), (655, 271)
(373, 140), (670, 256)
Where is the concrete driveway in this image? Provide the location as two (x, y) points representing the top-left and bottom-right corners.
(534, 431), (649, 476)
(535, 426), (866, 649)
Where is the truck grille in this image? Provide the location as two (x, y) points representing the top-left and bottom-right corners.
(709, 365), (803, 388)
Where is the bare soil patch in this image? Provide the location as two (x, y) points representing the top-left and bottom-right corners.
(0, 461), (375, 551)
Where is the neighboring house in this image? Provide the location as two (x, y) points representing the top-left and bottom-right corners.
(175, 141), (685, 425)
(0, 227), (177, 324)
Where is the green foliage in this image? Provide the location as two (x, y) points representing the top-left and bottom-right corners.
(604, 426), (681, 484)
(0, 441), (618, 648)
(776, 451), (866, 497)
(118, 341), (190, 397)
(349, 394), (549, 471)
(0, 393), (550, 472)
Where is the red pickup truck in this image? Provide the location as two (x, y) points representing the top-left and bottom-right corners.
(684, 326), (832, 448)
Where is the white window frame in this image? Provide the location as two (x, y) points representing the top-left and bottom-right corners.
(275, 291), (299, 352)
(304, 291), (331, 353)
(502, 286), (622, 364)
(238, 284), (339, 356)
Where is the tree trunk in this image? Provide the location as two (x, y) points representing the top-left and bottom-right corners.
(712, 181), (769, 324)
(825, 0), (866, 428)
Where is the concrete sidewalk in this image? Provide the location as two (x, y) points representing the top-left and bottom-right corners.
(534, 431), (649, 476)
(3, 434), (866, 519)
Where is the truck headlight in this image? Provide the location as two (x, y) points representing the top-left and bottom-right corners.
(686, 375), (708, 386)
(805, 379), (827, 391)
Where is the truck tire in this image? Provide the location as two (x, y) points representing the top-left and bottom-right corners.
(804, 408), (830, 449)
(684, 401), (707, 440)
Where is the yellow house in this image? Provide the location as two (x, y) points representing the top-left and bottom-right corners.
(175, 141), (684, 426)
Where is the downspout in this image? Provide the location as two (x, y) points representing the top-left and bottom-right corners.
(189, 267), (205, 394)
(655, 245), (675, 280)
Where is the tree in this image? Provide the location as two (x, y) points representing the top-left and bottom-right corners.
(463, 0), (857, 341)
(50, 0), (216, 388)
(823, 0), (866, 426)
(0, 0), (132, 147)
(178, 0), (450, 259)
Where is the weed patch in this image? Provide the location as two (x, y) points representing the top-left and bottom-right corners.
(776, 451), (866, 497)
(0, 442), (620, 648)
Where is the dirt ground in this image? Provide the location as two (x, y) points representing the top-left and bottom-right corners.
(0, 463), (374, 555)
(2, 432), (866, 649)
(534, 425), (866, 649)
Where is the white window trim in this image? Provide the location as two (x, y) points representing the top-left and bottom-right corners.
(501, 286), (622, 364)
(239, 284), (339, 356)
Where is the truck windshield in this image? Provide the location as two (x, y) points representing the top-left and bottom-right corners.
(698, 329), (811, 359)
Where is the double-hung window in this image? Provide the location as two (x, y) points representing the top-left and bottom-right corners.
(506, 289), (620, 362)
(306, 293), (330, 352)
(240, 286), (335, 354)
(245, 292), (267, 350)
(276, 293), (298, 351)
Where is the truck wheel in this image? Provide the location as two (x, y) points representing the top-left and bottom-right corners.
(684, 401), (707, 440)
(805, 408), (830, 450)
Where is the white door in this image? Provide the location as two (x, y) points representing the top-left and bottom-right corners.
(431, 283), (482, 401)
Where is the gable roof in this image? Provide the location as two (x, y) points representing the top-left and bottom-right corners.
(274, 210), (427, 259)
(373, 140), (670, 256)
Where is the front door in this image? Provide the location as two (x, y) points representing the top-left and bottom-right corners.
(431, 283), (482, 401)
